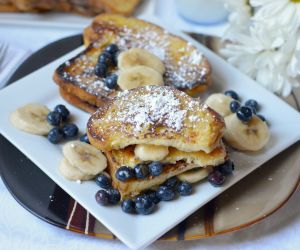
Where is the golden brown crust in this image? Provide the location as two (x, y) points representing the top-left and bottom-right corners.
(87, 86), (225, 153)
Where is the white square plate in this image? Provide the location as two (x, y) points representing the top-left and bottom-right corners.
(0, 17), (300, 250)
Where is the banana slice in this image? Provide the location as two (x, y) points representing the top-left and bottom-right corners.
(117, 66), (164, 90)
(10, 103), (53, 135)
(62, 141), (107, 175)
(134, 144), (169, 161)
(59, 158), (94, 181)
(205, 93), (234, 117)
(224, 114), (270, 151)
(118, 48), (165, 75)
(178, 166), (213, 183)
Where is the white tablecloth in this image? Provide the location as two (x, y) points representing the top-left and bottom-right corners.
(0, 23), (299, 250)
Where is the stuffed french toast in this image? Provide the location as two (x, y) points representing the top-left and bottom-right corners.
(87, 85), (226, 198)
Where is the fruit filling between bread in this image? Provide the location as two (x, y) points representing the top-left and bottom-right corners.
(112, 144), (227, 169)
(109, 143), (227, 190)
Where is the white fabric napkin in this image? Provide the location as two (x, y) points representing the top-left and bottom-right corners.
(0, 43), (30, 89)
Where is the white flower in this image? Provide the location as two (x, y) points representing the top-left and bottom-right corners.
(224, 0), (252, 39)
(250, 0), (300, 33)
(221, 25), (300, 96)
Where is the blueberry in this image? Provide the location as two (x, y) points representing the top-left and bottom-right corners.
(135, 196), (155, 215)
(95, 190), (109, 205)
(245, 99), (259, 113)
(144, 190), (160, 204)
(54, 104), (70, 122)
(164, 176), (179, 189)
(156, 186), (175, 201)
(105, 44), (119, 54)
(79, 133), (90, 144)
(107, 188), (121, 204)
(121, 199), (135, 214)
(257, 114), (267, 123)
(135, 195), (146, 203)
(149, 161), (164, 177)
(177, 181), (193, 196)
(218, 160), (234, 176)
(95, 63), (107, 78)
(236, 106), (253, 122)
(98, 51), (112, 65)
(47, 111), (62, 126)
(105, 74), (118, 89)
(115, 166), (135, 181)
(208, 170), (225, 187)
(112, 51), (120, 66)
(47, 128), (63, 144)
(224, 90), (239, 100)
(95, 173), (112, 189)
(62, 124), (78, 138)
(134, 163), (149, 179)
(230, 100), (240, 113)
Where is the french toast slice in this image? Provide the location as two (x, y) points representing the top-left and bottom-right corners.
(53, 14), (211, 113)
(87, 86), (225, 154)
(106, 144), (226, 198)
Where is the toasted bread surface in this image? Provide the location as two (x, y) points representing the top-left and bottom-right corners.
(87, 86), (225, 153)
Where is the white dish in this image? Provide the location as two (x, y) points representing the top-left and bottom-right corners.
(154, 0), (228, 36)
(0, 17), (299, 250)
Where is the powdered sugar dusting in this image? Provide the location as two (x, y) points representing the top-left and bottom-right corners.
(61, 23), (207, 98)
(99, 86), (210, 136)
(61, 52), (113, 96)
(112, 87), (187, 132)
(110, 26), (206, 89)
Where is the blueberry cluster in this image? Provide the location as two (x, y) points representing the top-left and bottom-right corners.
(95, 44), (120, 90)
(95, 161), (235, 215)
(121, 176), (193, 215)
(115, 161), (164, 182)
(95, 173), (121, 205)
(225, 90), (267, 124)
(208, 160), (234, 187)
(46, 104), (79, 144)
(94, 171), (194, 215)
